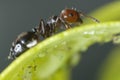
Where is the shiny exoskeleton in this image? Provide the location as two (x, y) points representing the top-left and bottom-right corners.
(8, 31), (40, 59)
(8, 8), (99, 59)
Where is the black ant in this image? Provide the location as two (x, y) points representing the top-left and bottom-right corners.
(8, 8), (99, 59)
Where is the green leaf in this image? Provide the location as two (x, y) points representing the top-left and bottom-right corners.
(76, 1), (120, 30)
(87, 1), (120, 23)
(98, 46), (120, 80)
(1, 1), (120, 80)
(0, 22), (120, 80)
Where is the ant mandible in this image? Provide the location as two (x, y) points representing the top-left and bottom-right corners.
(8, 8), (99, 59)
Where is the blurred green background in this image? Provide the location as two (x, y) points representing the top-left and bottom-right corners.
(0, 0), (119, 80)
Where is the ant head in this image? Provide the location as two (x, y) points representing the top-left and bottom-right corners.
(60, 8), (83, 24)
(60, 8), (99, 24)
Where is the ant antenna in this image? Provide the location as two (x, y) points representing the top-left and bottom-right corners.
(72, 7), (77, 10)
(79, 12), (100, 23)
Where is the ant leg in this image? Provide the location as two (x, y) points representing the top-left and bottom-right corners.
(78, 18), (83, 24)
(38, 19), (46, 34)
(32, 19), (46, 36)
(39, 19), (51, 38)
(32, 19), (46, 38)
(63, 21), (71, 29)
(79, 12), (100, 23)
(57, 17), (71, 29)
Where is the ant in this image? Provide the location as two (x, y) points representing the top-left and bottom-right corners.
(8, 8), (99, 59)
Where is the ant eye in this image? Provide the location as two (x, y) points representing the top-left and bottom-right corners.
(68, 13), (73, 17)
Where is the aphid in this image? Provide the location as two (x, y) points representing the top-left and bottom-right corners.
(8, 8), (99, 59)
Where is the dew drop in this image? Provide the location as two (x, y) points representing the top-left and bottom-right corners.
(38, 53), (45, 57)
(83, 30), (95, 35)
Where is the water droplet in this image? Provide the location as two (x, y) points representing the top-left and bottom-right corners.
(38, 53), (45, 57)
(83, 31), (95, 35)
